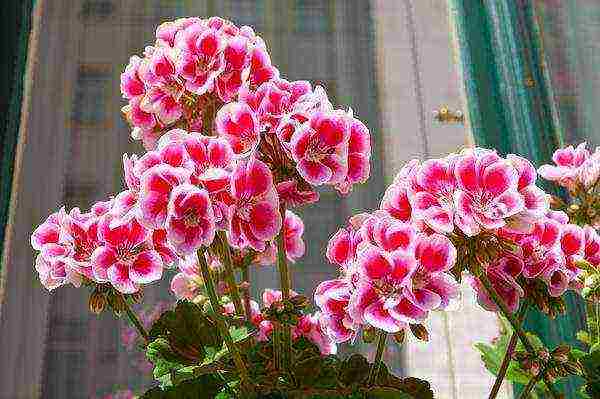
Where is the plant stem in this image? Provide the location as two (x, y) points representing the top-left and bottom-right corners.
(594, 300), (600, 343)
(275, 203), (293, 372)
(477, 273), (560, 398)
(517, 366), (546, 399)
(368, 331), (388, 387)
(216, 231), (245, 317)
(122, 298), (150, 342)
(242, 264), (252, 324)
(197, 247), (253, 394)
(488, 302), (530, 399)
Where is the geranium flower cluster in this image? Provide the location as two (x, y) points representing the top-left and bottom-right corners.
(32, 17), (371, 299)
(538, 142), (600, 191)
(223, 289), (336, 355)
(316, 209), (459, 340)
(120, 16), (277, 149)
(314, 145), (598, 346)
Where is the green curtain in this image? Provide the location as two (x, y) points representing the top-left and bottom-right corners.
(449, 0), (586, 397)
(0, 1), (35, 266)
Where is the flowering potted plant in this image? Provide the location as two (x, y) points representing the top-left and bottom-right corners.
(30, 16), (599, 398)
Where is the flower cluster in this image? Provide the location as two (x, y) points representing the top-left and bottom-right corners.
(316, 209), (459, 338)
(223, 288), (335, 355)
(538, 142), (600, 191)
(120, 17), (277, 148)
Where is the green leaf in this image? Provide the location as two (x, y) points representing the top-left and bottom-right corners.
(365, 387), (414, 399)
(140, 375), (224, 399)
(577, 331), (592, 346)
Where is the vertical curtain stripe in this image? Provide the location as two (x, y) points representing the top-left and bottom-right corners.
(450, 0), (585, 397)
(0, 1), (35, 266)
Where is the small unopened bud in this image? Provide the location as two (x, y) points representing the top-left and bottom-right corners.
(529, 360), (541, 376)
(409, 323), (429, 342)
(563, 361), (582, 376)
(88, 290), (106, 314)
(552, 345), (570, 363)
(108, 293), (127, 316)
(363, 327), (377, 344)
(394, 330), (406, 345)
(513, 350), (528, 361)
(130, 290), (144, 304)
(544, 369), (557, 383)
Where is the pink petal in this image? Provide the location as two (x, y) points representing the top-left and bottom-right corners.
(364, 299), (405, 333)
(108, 263), (139, 294)
(359, 246), (392, 280)
(415, 233), (457, 273)
(482, 161), (517, 196)
(130, 250), (163, 284)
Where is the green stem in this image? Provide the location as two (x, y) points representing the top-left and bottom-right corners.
(123, 298), (150, 342)
(216, 231), (245, 317)
(517, 366), (546, 399)
(197, 248), (253, 394)
(275, 203), (293, 372)
(242, 264), (252, 324)
(594, 300), (600, 343)
(488, 302), (530, 399)
(477, 273), (560, 399)
(367, 331), (387, 387)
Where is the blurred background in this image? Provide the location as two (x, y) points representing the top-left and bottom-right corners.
(0, 1), (599, 398)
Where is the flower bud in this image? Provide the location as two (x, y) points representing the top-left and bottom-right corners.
(394, 330), (406, 345)
(363, 327), (377, 344)
(130, 290), (144, 304)
(88, 290), (106, 314)
(551, 345), (570, 363)
(563, 361), (582, 376)
(409, 323), (429, 342)
(108, 293), (127, 316)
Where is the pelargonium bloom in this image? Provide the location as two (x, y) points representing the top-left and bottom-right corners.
(31, 208), (83, 290)
(227, 158), (281, 251)
(538, 142), (592, 189)
(290, 110), (349, 187)
(170, 254), (203, 300)
(350, 218), (458, 333)
(138, 163), (192, 229)
(335, 117), (371, 195)
(314, 279), (359, 343)
(215, 102), (260, 155)
(471, 253), (525, 313)
(165, 183), (216, 254)
(282, 210), (305, 262)
(92, 215), (163, 294)
(408, 148), (548, 237)
(295, 312), (337, 355)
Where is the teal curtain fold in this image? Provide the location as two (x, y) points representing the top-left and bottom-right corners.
(450, 0), (586, 397)
(0, 1), (35, 266)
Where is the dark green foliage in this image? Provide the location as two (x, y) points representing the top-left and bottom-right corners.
(141, 301), (434, 398)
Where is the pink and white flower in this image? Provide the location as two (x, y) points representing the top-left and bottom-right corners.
(165, 183), (216, 254)
(335, 117), (371, 195)
(538, 142), (591, 190)
(92, 215), (163, 294)
(215, 102), (260, 155)
(282, 210), (305, 262)
(227, 158), (281, 251)
(471, 253), (525, 313)
(349, 221), (457, 333)
(290, 111), (349, 187)
(138, 164), (192, 229)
